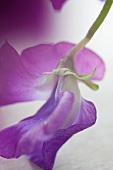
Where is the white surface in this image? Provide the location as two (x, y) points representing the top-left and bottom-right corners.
(0, 0), (113, 169)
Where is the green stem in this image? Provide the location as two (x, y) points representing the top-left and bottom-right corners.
(87, 0), (113, 39)
(67, 0), (113, 58)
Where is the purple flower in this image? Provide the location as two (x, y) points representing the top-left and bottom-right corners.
(0, 0), (65, 46)
(0, 42), (105, 170)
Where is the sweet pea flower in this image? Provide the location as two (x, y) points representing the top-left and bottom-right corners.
(0, 42), (105, 170)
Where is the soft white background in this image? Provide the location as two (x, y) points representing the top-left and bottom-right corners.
(0, 0), (113, 169)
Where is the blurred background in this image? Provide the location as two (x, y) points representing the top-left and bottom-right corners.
(0, 0), (113, 169)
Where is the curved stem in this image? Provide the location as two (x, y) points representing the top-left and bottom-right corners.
(87, 0), (113, 39)
(67, 0), (113, 58)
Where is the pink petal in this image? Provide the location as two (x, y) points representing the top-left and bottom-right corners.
(75, 48), (105, 80)
(21, 42), (105, 80)
(0, 42), (56, 106)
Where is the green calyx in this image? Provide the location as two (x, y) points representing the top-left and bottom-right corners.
(82, 79), (99, 90)
(43, 68), (99, 90)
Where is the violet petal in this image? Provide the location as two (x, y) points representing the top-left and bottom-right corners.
(0, 88), (74, 160)
(29, 98), (96, 170)
(0, 94), (96, 170)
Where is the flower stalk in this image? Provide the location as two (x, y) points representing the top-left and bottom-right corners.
(67, 0), (113, 58)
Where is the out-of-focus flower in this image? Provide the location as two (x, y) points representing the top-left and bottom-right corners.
(0, 42), (105, 170)
(0, 0), (63, 46)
